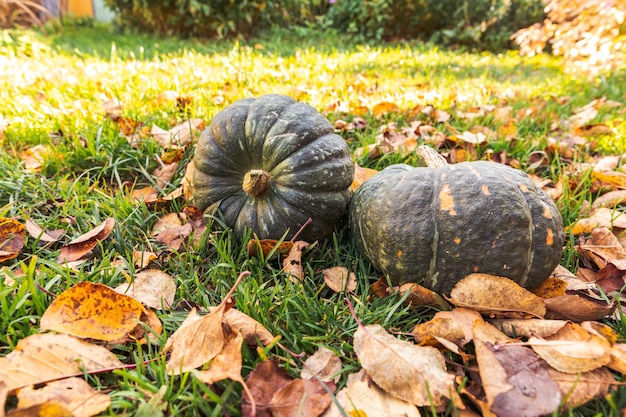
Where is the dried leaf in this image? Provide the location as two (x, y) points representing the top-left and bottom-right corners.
(193, 330), (245, 385)
(608, 343), (626, 375)
(372, 101), (400, 117)
(532, 277), (567, 298)
(396, 283), (446, 308)
(58, 218), (115, 263)
(115, 269), (176, 310)
(473, 321), (562, 417)
(354, 324), (455, 407)
(592, 170), (626, 189)
(246, 238), (293, 258)
(15, 378), (110, 417)
(132, 250), (158, 269)
(24, 219), (61, 244)
(448, 273), (546, 318)
(242, 360), (292, 417)
(322, 266), (357, 293)
(412, 308), (483, 347)
(0, 333), (123, 393)
(40, 282), (147, 342)
(351, 163), (378, 191)
(211, 307), (275, 346)
(547, 367), (614, 409)
(283, 241), (309, 281)
(270, 377), (334, 417)
(322, 370), (420, 417)
(490, 319), (569, 339)
(529, 322), (612, 373)
(301, 347), (342, 383)
(592, 190), (626, 210)
(544, 293), (615, 322)
(0, 218), (26, 263)
(150, 118), (204, 148)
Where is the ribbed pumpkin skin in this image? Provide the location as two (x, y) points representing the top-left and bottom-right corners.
(349, 162), (564, 294)
(192, 94), (354, 241)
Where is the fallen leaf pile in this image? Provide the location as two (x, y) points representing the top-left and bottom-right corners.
(3, 91), (626, 416)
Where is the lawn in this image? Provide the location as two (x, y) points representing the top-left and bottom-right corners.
(2, 19), (626, 416)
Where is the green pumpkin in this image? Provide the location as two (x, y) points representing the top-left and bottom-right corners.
(192, 94), (354, 241)
(349, 146), (564, 294)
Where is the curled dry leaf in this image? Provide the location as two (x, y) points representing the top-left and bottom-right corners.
(193, 330), (245, 385)
(132, 250), (158, 269)
(528, 322), (612, 373)
(577, 226), (626, 269)
(58, 218), (115, 263)
(0, 333), (123, 393)
(489, 319), (569, 339)
(568, 208), (626, 235)
(165, 271), (247, 375)
(165, 307), (226, 375)
(301, 347), (342, 383)
(354, 324), (455, 407)
(115, 269), (176, 310)
(412, 308), (483, 347)
(448, 273), (546, 318)
(372, 101), (400, 117)
(24, 219), (62, 244)
(270, 377), (334, 417)
(150, 118), (205, 148)
(242, 360), (292, 417)
(547, 367), (615, 409)
(15, 377), (110, 417)
(351, 163), (378, 191)
(608, 343), (626, 375)
(397, 282), (446, 308)
(283, 241), (309, 281)
(322, 370), (420, 417)
(246, 238), (293, 258)
(209, 307), (275, 346)
(322, 266), (357, 293)
(592, 189), (626, 211)
(544, 293), (615, 322)
(40, 281), (148, 342)
(473, 321), (562, 417)
(0, 217), (26, 263)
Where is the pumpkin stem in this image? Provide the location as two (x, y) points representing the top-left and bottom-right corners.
(243, 169), (270, 196)
(416, 146), (448, 169)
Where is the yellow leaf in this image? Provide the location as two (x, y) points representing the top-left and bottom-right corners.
(40, 281), (146, 342)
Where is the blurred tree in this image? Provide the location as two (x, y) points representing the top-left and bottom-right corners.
(513, 0), (626, 74)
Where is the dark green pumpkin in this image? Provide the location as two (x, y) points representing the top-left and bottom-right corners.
(192, 94), (354, 241)
(349, 146), (564, 294)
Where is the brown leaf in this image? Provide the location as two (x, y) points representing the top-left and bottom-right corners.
(396, 282), (446, 308)
(544, 293), (615, 321)
(193, 330), (245, 385)
(0, 333), (123, 393)
(301, 347), (342, 383)
(372, 101), (400, 117)
(0, 218), (26, 263)
(270, 377), (334, 417)
(213, 307), (275, 346)
(592, 170), (626, 190)
(447, 273), (546, 318)
(412, 308), (483, 347)
(608, 343), (626, 375)
(283, 241), (309, 281)
(101, 98), (122, 118)
(321, 266), (356, 293)
(150, 118), (204, 148)
(152, 162), (179, 189)
(547, 367), (615, 409)
(6, 402), (74, 416)
(528, 322), (612, 373)
(24, 219), (61, 244)
(354, 324), (455, 407)
(58, 218), (115, 263)
(132, 250), (158, 269)
(473, 321), (562, 417)
(592, 189), (626, 211)
(164, 307), (225, 375)
(322, 370), (420, 417)
(15, 378), (110, 417)
(40, 282), (147, 342)
(489, 319), (569, 339)
(20, 144), (52, 172)
(577, 226), (626, 268)
(115, 269), (176, 310)
(242, 360), (292, 417)
(246, 238), (293, 258)
(350, 163), (378, 191)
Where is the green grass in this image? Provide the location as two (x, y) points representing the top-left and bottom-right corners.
(2, 20), (626, 415)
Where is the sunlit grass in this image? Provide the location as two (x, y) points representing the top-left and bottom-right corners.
(2, 22), (626, 415)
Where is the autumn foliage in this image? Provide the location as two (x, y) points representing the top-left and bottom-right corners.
(513, 0), (626, 73)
